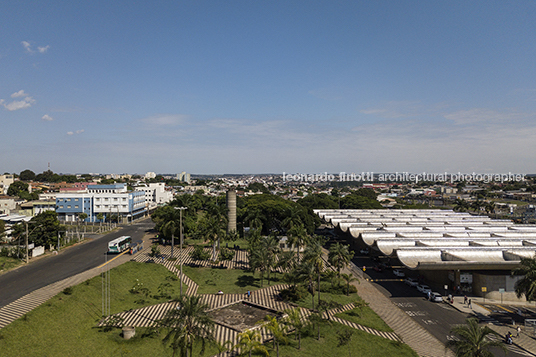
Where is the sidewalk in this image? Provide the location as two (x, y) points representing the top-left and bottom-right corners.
(449, 295), (536, 355)
(330, 251), (454, 357)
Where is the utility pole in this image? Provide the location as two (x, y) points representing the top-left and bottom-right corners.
(25, 220), (29, 263)
(175, 206), (187, 296)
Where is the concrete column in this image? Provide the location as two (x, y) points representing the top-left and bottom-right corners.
(226, 190), (237, 233)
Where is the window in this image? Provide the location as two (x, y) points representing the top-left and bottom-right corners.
(75, 205), (79, 208)
(67, 205), (71, 209)
(60, 205), (64, 209)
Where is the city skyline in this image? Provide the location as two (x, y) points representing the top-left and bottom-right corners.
(1, 1), (536, 175)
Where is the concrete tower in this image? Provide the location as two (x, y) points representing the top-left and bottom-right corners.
(226, 190), (237, 233)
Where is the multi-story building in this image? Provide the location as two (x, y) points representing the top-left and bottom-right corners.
(0, 174), (14, 195)
(55, 184), (146, 223)
(135, 182), (173, 209)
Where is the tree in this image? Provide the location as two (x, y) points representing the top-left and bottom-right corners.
(235, 329), (268, 357)
(303, 237), (325, 306)
(78, 213), (88, 223)
(341, 273), (359, 296)
(287, 223), (309, 262)
(328, 243), (354, 280)
(513, 255), (536, 301)
(263, 315), (287, 357)
(7, 181), (29, 197)
(446, 318), (506, 357)
(26, 211), (63, 247)
(284, 307), (307, 349)
(19, 169), (36, 181)
(159, 295), (214, 357)
(296, 259), (317, 310)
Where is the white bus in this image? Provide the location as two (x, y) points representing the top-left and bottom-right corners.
(108, 236), (132, 253)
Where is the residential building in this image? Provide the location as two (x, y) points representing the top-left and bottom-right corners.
(55, 184), (146, 223)
(0, 174), (14, 195)
(135, 182), (173, 209)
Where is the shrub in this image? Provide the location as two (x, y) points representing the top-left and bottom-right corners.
(62, 287), (73, 295)
(190, 245), (210, 261)
(280, 285), (308, 302)
(219, 247), (235, 261)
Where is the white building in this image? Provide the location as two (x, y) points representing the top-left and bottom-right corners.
(135, 183), (173, 209)
(145, 172), (156, 179)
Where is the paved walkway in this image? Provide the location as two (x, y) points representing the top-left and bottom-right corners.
(99, 245), (404, 355)
(337, 256), (454, 357)
(449, 295), (536, 356)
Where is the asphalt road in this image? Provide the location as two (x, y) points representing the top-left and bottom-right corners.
(353, 253), (534, 357)
(0, 219), (155, 308)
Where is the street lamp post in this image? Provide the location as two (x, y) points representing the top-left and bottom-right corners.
(174, 206), (187, 296)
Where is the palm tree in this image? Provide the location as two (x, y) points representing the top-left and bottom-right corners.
(262, 234), (280, 285)
(284, 307), (307, 349)
(446, 318), (506, 357)
(235, 329), (268, 357)
(277, 250), (297, 286)
(287, 223), (309, 262)
(308, 311), (326, 341)
(328, 243), (354, 280)
(340, 273), (359, 296)
(215, 339), (233, 357)
(282, 206), (303, 232)
(263, 315), (287, 357)
(303, 241), (324, 306)
(249, 247), (271, 288)
(159, 295), (214, 357)
(513, 255), (536, 301)
(296, 259), (317, 310)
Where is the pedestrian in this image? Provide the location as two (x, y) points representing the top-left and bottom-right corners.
(517, 326), (521, 337)
(448, 294), (452, 303)
(468, 299), (472, 308)
(464, 295), (468, 304)
(247, 290), (251, 299)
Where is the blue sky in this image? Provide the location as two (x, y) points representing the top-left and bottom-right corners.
(1, 1), (535, 175)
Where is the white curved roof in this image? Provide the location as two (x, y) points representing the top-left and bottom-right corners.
(314, 208), (536, 270)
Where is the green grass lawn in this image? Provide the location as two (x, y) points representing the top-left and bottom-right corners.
(0, 258), (417, 357)
(181, 265), (285, 294)
(335, 301), (393, 332)
(0, 261), (196, 357)
(0, 256), (23, 274)
(271, 321), (417, 357)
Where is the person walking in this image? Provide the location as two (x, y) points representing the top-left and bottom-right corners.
(464, 295), (468, 304)
(468, 299), (472, 309)
(517, 325), (521, 337)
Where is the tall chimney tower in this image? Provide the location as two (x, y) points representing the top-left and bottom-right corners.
(226, 190), (237, 233)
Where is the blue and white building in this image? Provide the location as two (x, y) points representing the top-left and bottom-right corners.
(56, 184), (146, 223)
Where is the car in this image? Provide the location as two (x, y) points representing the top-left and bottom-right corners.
(430, 292), (443, 303)
(393, 269), (405, 277)
(417, 284), (432, 295)
(359, 248), (369, 255)
(404, 277), (419, 287)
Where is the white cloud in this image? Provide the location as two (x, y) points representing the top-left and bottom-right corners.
(141, 114), (189, 126)
(42, 114), (53, 121)
(443, 108), (531, 126)
(67, 130), (84, 135)
(21, 41), (49, 54)
(2, 96), (35, 111)
(21, 41), (32, 53)
(11, 90), (28, 98)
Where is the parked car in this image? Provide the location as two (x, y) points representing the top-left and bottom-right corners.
(417, 284), (432, 295)
(404, 277), (419, 287)
(393, 269), (405, 277)
(430, 292), (443, 303)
